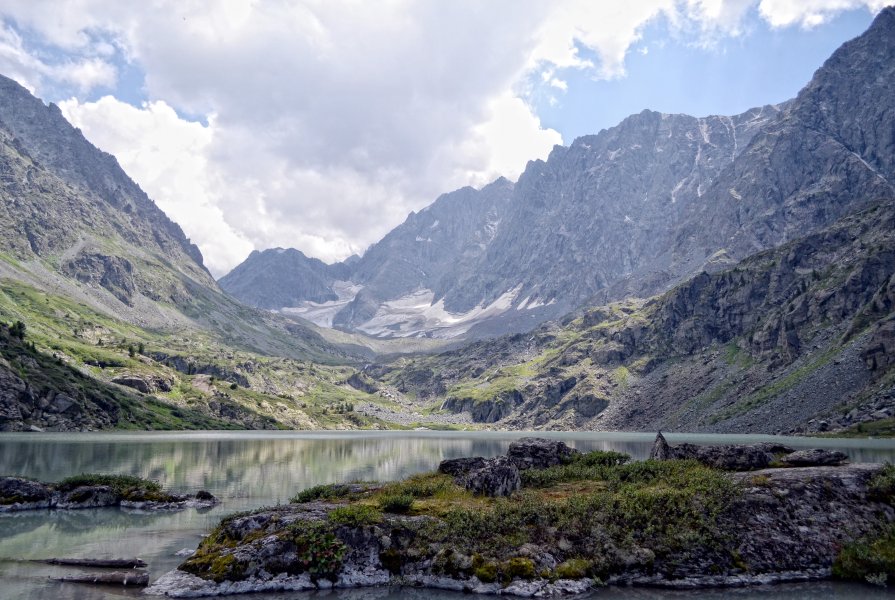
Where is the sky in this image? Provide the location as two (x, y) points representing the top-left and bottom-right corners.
(0, 1), (888, 277)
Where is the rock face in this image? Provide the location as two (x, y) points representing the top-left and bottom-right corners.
(0, 75), (214, 305)
(385, 198), (895, 434)
(223, 8), (895, 341)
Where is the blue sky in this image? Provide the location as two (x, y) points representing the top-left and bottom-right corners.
(534, 9), (875, 141)
(0, 2), (887, 275)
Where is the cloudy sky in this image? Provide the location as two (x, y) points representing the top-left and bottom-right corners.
(0, 1), (888, 276)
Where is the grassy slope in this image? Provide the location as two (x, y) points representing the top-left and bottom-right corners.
(0, 276), (405, 430)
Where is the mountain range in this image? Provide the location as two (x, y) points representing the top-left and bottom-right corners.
(221, 7), (894, 342)
(0, 8), (893, 434)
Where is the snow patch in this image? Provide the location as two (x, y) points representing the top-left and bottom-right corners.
(357, 286), (523, 338)
(281, 281), (362, 328)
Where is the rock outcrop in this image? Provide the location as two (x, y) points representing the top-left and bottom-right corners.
(648, 433), (846, 471)
(148, 447), (895, 597)
(0, 476), (218, 512)
(507, 437), (579, 470)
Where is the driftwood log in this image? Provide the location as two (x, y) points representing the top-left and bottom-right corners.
(53, 571), (149, 586)
(37, 557), (147, 568)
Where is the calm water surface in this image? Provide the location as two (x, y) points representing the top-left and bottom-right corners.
(0, 430), (893, 600)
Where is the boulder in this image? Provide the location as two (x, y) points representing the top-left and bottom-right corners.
(45, 393), (78, 414)
(0, 476), (51, 503)
(462, 456), (521, 497)
(649, 432), (671, 460)
(438, 456), (487, 479)
(57, 485), (119, 509)
(111, 374), (174, 394)
(111, 375), (154, 393)
(670, 443), (777, 471)
(779, 449), (848, 467)
(507, 437), (580, 470)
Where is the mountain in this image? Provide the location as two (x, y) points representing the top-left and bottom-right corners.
(223, 7), (895, 340)
(377, 199), (895, 434)
(222, 177), (516, 336)
(0, 74), (408, 431)
(218, 248), (346, 309)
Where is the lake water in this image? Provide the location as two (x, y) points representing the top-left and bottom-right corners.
(0, 430), (893, 600)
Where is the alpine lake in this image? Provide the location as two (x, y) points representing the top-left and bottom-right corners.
(1, 431), (894, 600)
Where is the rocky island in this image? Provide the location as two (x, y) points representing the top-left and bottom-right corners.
(146, 437), (895, 597)
(0, 474), (218, 512)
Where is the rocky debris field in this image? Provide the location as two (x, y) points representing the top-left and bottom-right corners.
(0, 474), (218, 512)
(146, 437), (895, 597)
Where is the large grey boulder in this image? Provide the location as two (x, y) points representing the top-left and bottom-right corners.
(507, 437), (579, 470)
(437, 457), (487, 479)
(462, 456), (521, 497)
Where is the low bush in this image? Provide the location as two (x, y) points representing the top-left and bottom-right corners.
(328, 504), (382, 526)
(379, 493), (414, 513)
(291, 483), (351, 504)
(833, 525), (895, 585)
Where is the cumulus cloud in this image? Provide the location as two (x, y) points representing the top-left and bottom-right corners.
(0, 1), (889, 276)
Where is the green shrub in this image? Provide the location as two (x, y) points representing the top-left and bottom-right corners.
(286, 522), (347, 580)
(472, 555), (498, 583)
(574, 450), (630, 467)
(833, 525), (895, 585)
(501, 557), (536, 581)
(292, 483), (351, 504)
(328, 504), (382, 526)
(385, 472), (454, 498)
(379, 493), (414, 513)
(554, 558), (591, 579)
(869, 464), (895, 503)
(55, 473), (162, 495)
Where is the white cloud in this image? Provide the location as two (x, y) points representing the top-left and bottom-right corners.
(58, 96), (253, 276)
(758, 0), (889, 28)
(0, 1), (889, 276)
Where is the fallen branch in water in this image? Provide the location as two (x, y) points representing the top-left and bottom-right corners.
(53, 571), (149, 586)
(36, 558), (147, 568)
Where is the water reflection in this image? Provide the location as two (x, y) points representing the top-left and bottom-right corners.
(0, 431), (892, 600)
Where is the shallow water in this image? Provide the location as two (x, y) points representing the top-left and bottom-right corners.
(0, 430), (892, 599)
